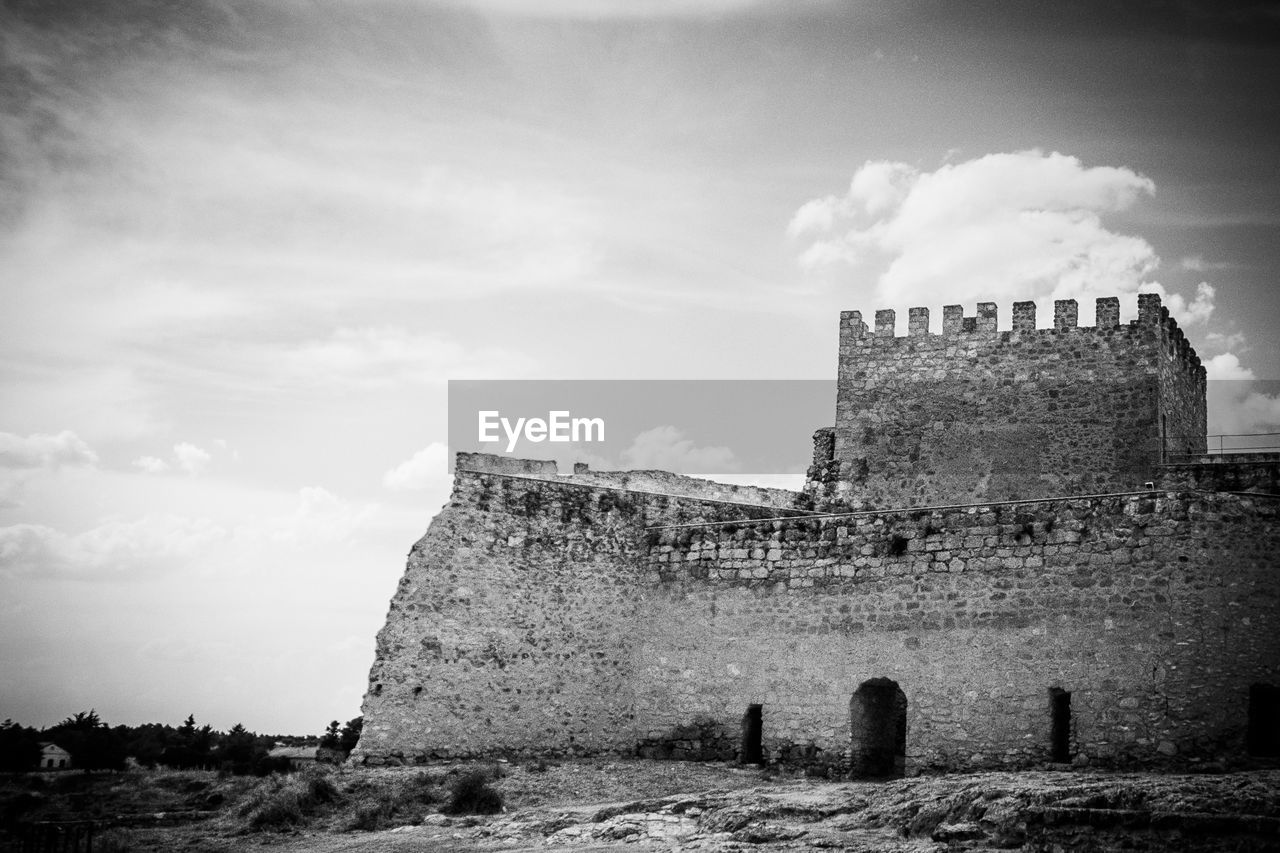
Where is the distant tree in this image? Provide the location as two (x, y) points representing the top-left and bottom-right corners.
(194, 723), (214, 760)
(221, 723), (257, 774)
(57, 710), (101, 731)
(0, 719), (41, 771)
(163, 714), (213, 769)
(45, 709), (125, 771)
(320, 720), (341, 749)
(123, 722), (172, 768)
(338, 716), (363, 755)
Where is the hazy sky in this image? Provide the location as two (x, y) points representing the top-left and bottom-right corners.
(2, 0), (1279, 735)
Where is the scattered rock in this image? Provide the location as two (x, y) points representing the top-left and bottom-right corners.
(731, 820), (808, 844)
(932, 820), (984, 841)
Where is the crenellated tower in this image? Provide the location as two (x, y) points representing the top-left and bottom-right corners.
(805, 294), (1207, 509)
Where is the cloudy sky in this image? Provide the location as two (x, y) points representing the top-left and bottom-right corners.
(2, 0), (1279, 735)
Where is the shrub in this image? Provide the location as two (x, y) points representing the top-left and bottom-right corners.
(247, 788), (305, 830)
(442, 771), (503, 815)
(342, 770), (440, 831)
(243, 768), (339, 831)
(347, 796), (394, 831)
(406, 771), (441, 805)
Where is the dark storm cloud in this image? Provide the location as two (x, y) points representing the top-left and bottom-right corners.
(0, 0), (502, 228)
(0, 0), (245, 225)
(913, 0), (1280, 44)
(1, 0), (500, 78)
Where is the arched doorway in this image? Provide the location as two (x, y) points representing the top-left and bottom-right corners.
(850, 678), (906, 777)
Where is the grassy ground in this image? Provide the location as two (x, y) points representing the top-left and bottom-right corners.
(2, 760), (1278, 852)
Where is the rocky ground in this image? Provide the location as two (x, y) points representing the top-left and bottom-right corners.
(3, 760), (1279, 852)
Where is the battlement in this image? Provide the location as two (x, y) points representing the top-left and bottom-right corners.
(840, 294), (1203, 376)
(825, 292), (1209, 508)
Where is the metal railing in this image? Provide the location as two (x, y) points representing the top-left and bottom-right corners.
(1161, 432), (1280, 464)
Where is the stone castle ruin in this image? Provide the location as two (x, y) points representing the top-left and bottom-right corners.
(354, 294), (1280, 775)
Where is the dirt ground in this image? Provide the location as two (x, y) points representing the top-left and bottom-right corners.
(4, 759), (1279, 852)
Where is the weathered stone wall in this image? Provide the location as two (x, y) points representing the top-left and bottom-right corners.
(1157, 455), (1280, 494)
(1144, 294), (1208, 462)
(356, 458), (1279, 773)
(355, 295), (1259, 775)
(814, 295), (1206, 509)
(353, 460), (802, 765)
(640, 490), (1279, 771)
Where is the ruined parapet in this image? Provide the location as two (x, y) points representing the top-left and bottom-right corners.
(1157, 453), (1280, 494)
(452, 452), (800, 509)
(457, 451), (559, 478)
(803, 426), (840, 507)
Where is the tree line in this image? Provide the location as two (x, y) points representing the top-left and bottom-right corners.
(0, 711), (363, 775)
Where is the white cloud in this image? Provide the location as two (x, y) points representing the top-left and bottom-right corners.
(788, 151), (1218, 326)
(789, 160), (916, 236)
(620, 426), (739, 474)
(1230, 393), (1280, 435)
(382, 443), (451, 491)
(0, 515), (227, 580)
(173, 442), (212, 475)
(279, 327), (524, 390)
(437, 0), (777, 18)
(0, 475), (26, 510)
(0, 431), (98, 469)
(1179, 256), (1233, 272)
(262, 487), (379, 546)
(1205, 350), (1280, 436)
(1149, 281), (1214, 326)
(1210, 387), (1280, 437)
(130, 443), (214, 475)
(1204, 330), (1248, 354)
(132, 455), (170, 474)
(1204, 352), (1254, 381)
(1198, 335), (1280, 438)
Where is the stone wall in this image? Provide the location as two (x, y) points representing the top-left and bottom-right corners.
(1157, 455), (1280, 494)
(1144, 295), (1208, 462)
(356, 457), (1279, 773)
(353, 461), (798, 765)
(640, 489), (1278, 771)
(813, 295), (1206, 509)
(355, 296), (1258, 776)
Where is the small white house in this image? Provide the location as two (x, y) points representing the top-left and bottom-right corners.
(39, 742), (71, 770)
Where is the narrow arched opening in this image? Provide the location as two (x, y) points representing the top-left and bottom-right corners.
(850, 677), (907, 777)
(741, 704), (763, 765)
(1049, 687), (1072, 762)
(1248, 683), (1280, 757)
